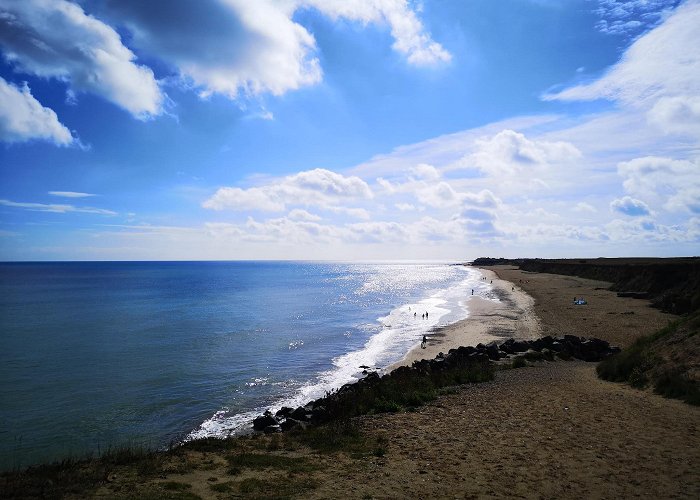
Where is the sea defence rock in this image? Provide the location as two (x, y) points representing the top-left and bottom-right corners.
(251, 335), (621, 433)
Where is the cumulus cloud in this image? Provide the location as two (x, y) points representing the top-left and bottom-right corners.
(0, 78), (73, 144)
(88, 0), (448, 101)
(415, 181), (462, 208)
(203, 168), (373, 213)
(303, 0), (451, 66)
(462, 129), (582, 175)
(610, 195), (652, 216)
(288, 208), (322, 221)
(0, 0), (163, 118)
(0, 198), (116, 215)
(617, 156), (700, 213)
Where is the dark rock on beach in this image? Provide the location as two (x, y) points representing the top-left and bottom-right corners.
(251, 334), (621, 433)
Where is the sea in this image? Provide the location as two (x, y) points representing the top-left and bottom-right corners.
(0, 261), (490, 470)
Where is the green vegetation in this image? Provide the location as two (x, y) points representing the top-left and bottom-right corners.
(321, 359), (493, 420)
(512, 356), (527, 368)
(290, 419), (388, 458)
(597, 311), (700, 405)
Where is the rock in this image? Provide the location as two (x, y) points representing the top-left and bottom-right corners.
(290, 406), (311, 422)
(510, 340), (530, 353)
(310, 406), (328, 424)
(485, 341), (501, 360)
(253, 414), (278, 431)
(280, 418), (307, 432)
(263, 424), (282, 434)
(275, 407), (294, 418)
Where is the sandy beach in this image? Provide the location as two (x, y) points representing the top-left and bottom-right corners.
(393, 268), (540, 369)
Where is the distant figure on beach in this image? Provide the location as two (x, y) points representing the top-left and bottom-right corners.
(471, 289), (474, 295)
(421, 335), (427, 349)
(422, 313), (425, 319)
(512, 286), (514, 291)
(425, 311), (429, 319)
(414, 312), (417, 318)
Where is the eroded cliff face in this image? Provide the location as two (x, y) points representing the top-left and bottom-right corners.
(472, 257), (700, 314)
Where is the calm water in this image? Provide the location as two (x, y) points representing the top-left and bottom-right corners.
(0, 261), (488, 470)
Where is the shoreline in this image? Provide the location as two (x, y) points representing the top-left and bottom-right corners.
(5, 262), (698, 499)
(390, 267), (540, 370)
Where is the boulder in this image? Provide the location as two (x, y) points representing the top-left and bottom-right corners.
(485, 341), (501, 360)
(290, 406), (311, 422)
(275, 407), (294, 418)
(253, 414), (278, 431)
(280, 418), (307, 432)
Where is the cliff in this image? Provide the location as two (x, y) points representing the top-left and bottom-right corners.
(472, 257), (700, 314)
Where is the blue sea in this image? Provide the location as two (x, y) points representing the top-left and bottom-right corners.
(0, 261), (488, 470)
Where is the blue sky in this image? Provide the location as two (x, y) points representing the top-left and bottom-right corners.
(0, 0), (698, 261)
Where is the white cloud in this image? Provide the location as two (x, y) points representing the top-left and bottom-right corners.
(617, 156), (700, 214)
(574, 202), (597, 213)
(395, 203), (417, 211)
(0, 78), (73, 144)
(346, 220), (409, 243)
(202, 186), (286, 212)
(0, 0), (163, 118)
(288, 208), (322, 221)
(299, 0), (451, 66)
(610, 195), (652, 216)
(461, 129), (582, 176)
(0, 198), (116, 215)
(203, 168), (373, 212)
(593, 0), (681, 35)
(416, 181), (461, 208)
(549, 0), (700, 136)
(410, 163), (441, 180)
(88, 0), (448, 102)
(647, 95), (700, 135)
(326, 206), (371, 220)
(49, 191), (96, 198)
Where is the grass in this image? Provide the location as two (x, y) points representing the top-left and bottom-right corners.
(225, 453), (319, 475)
(319, 358), (494, 421)
(597, 311), (700, 405)
(287, 419), (388, 460)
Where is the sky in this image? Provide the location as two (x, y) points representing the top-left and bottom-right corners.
(0, 0), (698, 261)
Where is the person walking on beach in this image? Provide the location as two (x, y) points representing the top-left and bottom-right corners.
(421, 313), (425, 319)
(414, 311), (417, 318)
(421, 335), (427, 349)
(425, 311), (429, 319)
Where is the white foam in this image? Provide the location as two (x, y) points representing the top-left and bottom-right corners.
(186, 266), (488, 441)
